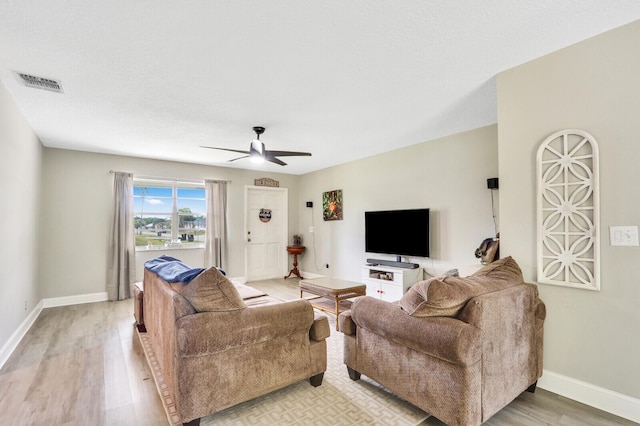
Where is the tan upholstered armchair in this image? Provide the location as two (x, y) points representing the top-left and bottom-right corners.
(143, 266), (329, 425)
(338, 257), (545, 426)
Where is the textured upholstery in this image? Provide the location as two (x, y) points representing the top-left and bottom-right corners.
(133, 281), (144, 330)
(143, 268), (328, 424)
(169, 266), (246, 312)
(310, 313), (331, 341)
(398, 257), (523, 317)
(339, 258), (545, 426)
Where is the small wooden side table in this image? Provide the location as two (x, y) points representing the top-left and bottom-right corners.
(285, 245), (305, 279)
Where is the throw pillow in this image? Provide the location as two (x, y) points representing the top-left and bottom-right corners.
(443, 268), (459, 277)
(470, 256), (524, 282)
(171, 267), (246, 313)
(398, 256), (524, 317)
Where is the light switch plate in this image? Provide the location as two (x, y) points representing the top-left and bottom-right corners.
(609, 226), (639, 246)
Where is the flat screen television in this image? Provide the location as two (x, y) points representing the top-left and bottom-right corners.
(365, 208), (430, 259)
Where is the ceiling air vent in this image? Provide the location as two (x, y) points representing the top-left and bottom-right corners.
(13, 71), (64, 94)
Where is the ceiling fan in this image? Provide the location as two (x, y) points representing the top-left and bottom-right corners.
(201, 126), (312, 166)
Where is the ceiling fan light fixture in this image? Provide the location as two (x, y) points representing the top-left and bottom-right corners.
(251, 139), (264, 154)
(200, 125), (311, 166)
(250, 139), (265, 163)
(250, 155), (265, 164)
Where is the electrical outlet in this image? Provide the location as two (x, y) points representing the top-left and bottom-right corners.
(24, 301), (27, 311)
(309, 226), (314, 233)
(325, 264), (329, 268)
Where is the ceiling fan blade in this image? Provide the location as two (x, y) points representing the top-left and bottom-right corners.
(200, 146), (250, 155)
(265, 150), (312, 157)
(202, 127), (311, 167)
(265, 154), (287, 166)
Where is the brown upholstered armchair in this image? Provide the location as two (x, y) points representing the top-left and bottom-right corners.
(143, 266), (329, 425)
(338, 257), (545, 426)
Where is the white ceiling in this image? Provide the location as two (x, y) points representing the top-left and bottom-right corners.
(2, 2), (639, 175)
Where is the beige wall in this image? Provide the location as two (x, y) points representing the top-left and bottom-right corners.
(32, 125), (499, 301)
(31, 126), (499, 301)
(0, 83), (42, 350)
(39, 148), (300, 298)
(297, 125), (499, 281)
(498, 21), (640, 398)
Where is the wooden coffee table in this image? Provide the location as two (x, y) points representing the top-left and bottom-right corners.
(299, 277), (366, 330)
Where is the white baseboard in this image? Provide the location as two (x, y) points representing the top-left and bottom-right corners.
(0, 292), (108, 370)
(0, 300), (43, 370)
(299, 271), (325, 279)
(42, 292), (108, 308)
(539, 369), (640, 423)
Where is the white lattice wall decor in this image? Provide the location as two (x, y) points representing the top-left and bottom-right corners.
(536, 129), (600, 291)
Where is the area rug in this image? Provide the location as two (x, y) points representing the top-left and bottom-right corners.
(137, 316), (430, 426)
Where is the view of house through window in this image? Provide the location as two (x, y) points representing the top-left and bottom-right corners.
(133, 181), (206, 249)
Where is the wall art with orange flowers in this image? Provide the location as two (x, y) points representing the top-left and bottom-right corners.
(322, 189), (343, 221)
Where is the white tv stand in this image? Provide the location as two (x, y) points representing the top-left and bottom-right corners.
(362, 264), (422, 302)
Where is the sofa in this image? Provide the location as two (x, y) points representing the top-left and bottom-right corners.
(143, 263), (329, 425)
(338, 257), (545, 426)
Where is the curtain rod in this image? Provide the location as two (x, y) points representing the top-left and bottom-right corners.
(109, 170), (230, 184)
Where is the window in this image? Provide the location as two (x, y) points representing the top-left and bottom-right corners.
(133, 180), (206, 249)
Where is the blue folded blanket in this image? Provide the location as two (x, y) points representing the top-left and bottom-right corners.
(144, 255), (205, 284)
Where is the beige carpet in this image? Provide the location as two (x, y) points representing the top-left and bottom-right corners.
(137, 315), (429, 426)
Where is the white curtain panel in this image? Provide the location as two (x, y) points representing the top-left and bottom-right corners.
(106, 172), (136, 300)
(204, 180), (228, 269)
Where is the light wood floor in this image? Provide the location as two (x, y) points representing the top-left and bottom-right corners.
(0, 277), (633, 425)
(0, 298), (166, 425)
